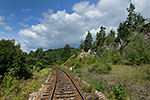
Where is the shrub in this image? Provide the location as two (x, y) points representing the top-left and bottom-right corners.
(28, 65), (34, 70)
(112, 52), (122, 65)
(75, 69), (81, 73)
(34, 66), (41, 72)
(35, 62), (43, 68)
(88, 62), (112, 74)
(74, 62), (82, 69)
(40, 68), (50, 75)
(112, 83), (127, 100)
(93, 80), (106, 91)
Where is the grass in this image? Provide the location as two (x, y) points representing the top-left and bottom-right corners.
(0, 68), (54, 100)
(61, 62), (150, 100)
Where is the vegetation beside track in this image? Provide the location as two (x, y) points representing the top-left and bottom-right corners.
(0, 67), (54, 100)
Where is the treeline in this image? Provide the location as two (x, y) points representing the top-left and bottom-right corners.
(26, 44), (79, 66)
(79, 3), (150, 65)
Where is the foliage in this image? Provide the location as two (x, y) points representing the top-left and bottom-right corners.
(61, 44), (71, 59)
(93, 80), (106, 91)
(75, 69), (82, 77)
(96, 26), (106, 48)
(112, 52), (122, 65)
(39, 68), (50, 75)
(27, 46), (80, 66)
(84, 31), (93, 52)
(0, 68), (52, 99)
(74, 62), (83, 69)
(75, 69), (81, 73)
(146, 67), (150, 80)
(79, 40), (84, 50)
(88, 62), (112, 74)
(0, 39), (30, 80)
(96, 46), (122, 64)
(112, 83), (127, 100)
(125, 34), (150, 65)
(117, 3), (145, 44)
(106, 29), (116, 46)
(82, 84), (92, 93)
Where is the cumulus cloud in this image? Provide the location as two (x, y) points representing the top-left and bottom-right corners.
(0, 15), (12, 31)
(18, 0), (150, 52)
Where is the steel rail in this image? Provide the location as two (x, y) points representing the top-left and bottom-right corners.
(49, 71), (58, 100)
(59, 68), (86, 100)
(49, 68), (86, 100)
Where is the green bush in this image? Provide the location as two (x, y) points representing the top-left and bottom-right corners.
(35, 62), (43, 68)
(112, 52), (122, 65)
(40, 68), (50, 75)
(74, 62), (82, 69)
(93, 80), (106, 91)
(28, 65), (34, 70)
(112, 83), (127, 100)
(34, 66), (41, 72)
(75, 69), (81, 73)
(88, 62), (112, 74)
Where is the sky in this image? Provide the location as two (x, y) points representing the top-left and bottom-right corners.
(0, 0), (150, 52)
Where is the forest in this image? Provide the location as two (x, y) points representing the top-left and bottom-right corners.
(0, 3), (150, 100)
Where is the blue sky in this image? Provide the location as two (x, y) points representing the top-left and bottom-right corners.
(0, 0), (150, 52)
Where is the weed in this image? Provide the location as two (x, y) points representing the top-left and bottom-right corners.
(93, 80), (106, 91)
(112, 83), (127, 100)
(59, 89), (66, 93)
(75, 69), (81, 73)
(82, 84), (92, 93)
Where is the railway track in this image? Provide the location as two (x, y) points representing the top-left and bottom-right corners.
(40, 68), (87, 100)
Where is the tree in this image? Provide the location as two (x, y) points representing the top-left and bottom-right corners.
(126, 3), (136, 31)
(96, 26), (106, 47)
(106, 29), (116, 46)
(61, 44), (71, 58)
(117, 3), (145, 43)
(125, 33), (150, 65)
(0, 39), (28, 79)
(117, 21), (129, 42)
(110, 29), (116, 37)
(79, 40), (84, 50)
(84, 31), (93, 52)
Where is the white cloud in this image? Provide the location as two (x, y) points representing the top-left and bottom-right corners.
(131, 0), (150, 18)
(23, 18), (29, 21)
(18, 0), (150, 52)
(22, 9), (31, 12)
(7, 14), (16, 19)
(0, 15), (12, 31)
(23, 15), (36, 21)
(18, 22), (30, 28)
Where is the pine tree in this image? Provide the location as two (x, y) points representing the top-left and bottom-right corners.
(96, 26), (106, 47)
(84, 31), (93, 52)
(79, 40), (84, 50)
(117, 3), (145, 43)
(106, 29), (116, 46)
